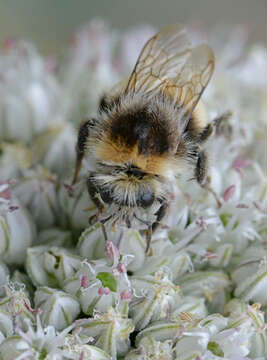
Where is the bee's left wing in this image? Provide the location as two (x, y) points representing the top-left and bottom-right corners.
(125, 24), (214, 131)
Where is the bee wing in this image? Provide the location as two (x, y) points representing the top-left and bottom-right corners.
(125, 24), (214, 130)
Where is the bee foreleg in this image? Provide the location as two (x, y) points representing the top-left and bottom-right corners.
(152, 199), (169, 232)
(101, 223), (108, 242)
(195, 150), (222, 207)
(87, 176), (104, 213)
(72, 119), (95, 185)
(198, 110), (232, 144)
(198, 123), (214, 143)
(212, 110), (232, 138)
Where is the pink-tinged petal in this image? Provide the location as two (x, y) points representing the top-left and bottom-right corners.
(232, 158), (251, 170)
(253, 201), (264, 211)
(8, 205), (19, 212)
(0, 185), (10, 200)
(63, 183), (74, 197)
(204, 251), (219, 260)
(103, 287), (110, 295)
(196, 216), (207, 230)
(81, 275), (89, 289)
(223, 185), (236, 201)
(4, 38), (16, 50)
(117, 262), (127, 273)
(24, 300), (42, 315)
(120, 290), (132, 300)
(98, 287), (110, 296)
(106, 240), (120, 261)
(46, 57), (57, 73)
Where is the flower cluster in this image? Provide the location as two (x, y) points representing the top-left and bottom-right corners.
(0, 20), (267, 359)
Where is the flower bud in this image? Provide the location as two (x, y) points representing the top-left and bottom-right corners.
(78, 223), (106, 260)
(63, 344), (112, 360)
(58, 178), (96, 233)
(130, 271), (181, 330)
(32, 123), (77, 178)
(233, 259), (267, 307)
(34, 287), (80, 331)
(179, 271), (230, 303)
(0, 261), (9, 297)
(0, 313), (13, 344)
(0, 40), (61, 142)
(12, 166), (59, 229)
(26, 245), (82, 288)
(118, 229), (146, 272)
(37, 227), (73, 247)
(0, 184), (36, 265)
(125, 336), (173, 360)
(0, 142), (32, 181)
(79, 307), (134, 358)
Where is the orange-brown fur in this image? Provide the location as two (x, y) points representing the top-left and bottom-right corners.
(94, 140), (185, 176)
(91, 99), (206, 177)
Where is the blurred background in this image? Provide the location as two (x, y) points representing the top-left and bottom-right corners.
(0, 0), (267, 54)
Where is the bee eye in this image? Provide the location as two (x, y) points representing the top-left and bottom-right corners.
(99, 187), (113, 204)
(136, 189), (155, 208)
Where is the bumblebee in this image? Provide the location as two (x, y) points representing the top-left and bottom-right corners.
(72, 24), (223, 252)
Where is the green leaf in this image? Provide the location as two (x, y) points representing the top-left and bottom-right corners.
(96, 272), (117, 292)
(207, 341), (224, 357)
(220, 213), (231, 227)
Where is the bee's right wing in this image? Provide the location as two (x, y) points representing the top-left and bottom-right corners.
(125, 24), (214, 131)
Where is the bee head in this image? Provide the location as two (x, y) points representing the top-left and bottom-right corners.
(89, 164), (162, 209)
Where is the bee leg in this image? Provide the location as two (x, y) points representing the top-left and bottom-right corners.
(145, 199), (169, 254)
(198, 123), (214, 143)
(152, 199), (169, 232)
(101, 223), (108, 242)
(87, 176), (104, 214)
(99, 95), (111, 113)
(212, 110), (232, 138)
(72, 119), (95, 185)
(195, 150), (222, 207)
(198, 110), (232, 145)
(87, 177), (110, 241)
(145, 225), (152, 254)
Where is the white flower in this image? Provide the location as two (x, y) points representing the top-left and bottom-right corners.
(0, 315), (75, 360)
(63, 248), (131, 315)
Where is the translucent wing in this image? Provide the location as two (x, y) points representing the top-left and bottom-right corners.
(125, 24), (214, 129)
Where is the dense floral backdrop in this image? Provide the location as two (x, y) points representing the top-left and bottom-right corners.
(0, 19), (267, 359)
